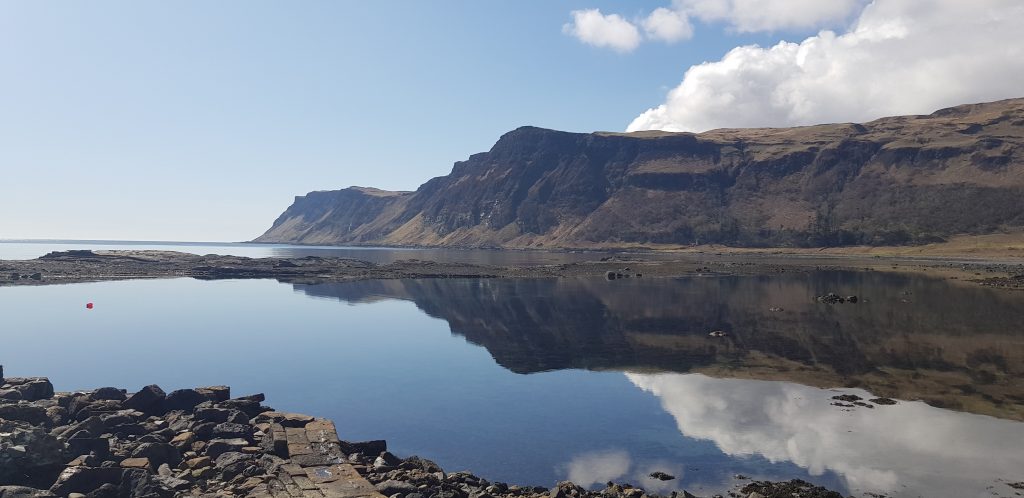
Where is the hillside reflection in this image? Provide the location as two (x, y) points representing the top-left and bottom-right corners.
(295, 272), (1024, 420)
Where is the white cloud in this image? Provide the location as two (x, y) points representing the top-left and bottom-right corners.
(627, 373), (1024, 497)
(628, 0), (1024, 132)
(563, 9), (642, 53)
(676, 0), (863, 33)
(643, 7), (694, 43)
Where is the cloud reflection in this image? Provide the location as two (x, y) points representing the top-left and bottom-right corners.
(564, 450), (632, 488)
(627, 373), (1024, 497)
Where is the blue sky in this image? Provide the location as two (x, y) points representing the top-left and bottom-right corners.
(1, 1), (1020, 241)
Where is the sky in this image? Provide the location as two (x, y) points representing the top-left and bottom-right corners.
(1, 1), (1022, 241)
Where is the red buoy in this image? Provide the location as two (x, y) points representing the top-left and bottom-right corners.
(86, 302), (94, 310)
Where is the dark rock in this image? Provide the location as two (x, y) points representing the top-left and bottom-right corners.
(211, 422), (251, 440)
(870, 397), (898, 405)
(376, 480), (418, 496)
(67, 436), (111, 461)
(118, 469), (167, 498)
(831, 394), (863, 403)
(345, 439), (387, 456)
(549, 482), (585, 498)
(0, 420), (65, 485)
(0, 486), (57, 498)
(400, 456), (443, 473)
(0, 389), (23, 401)
(816, 293), (845, 304)
(88, 388), (126, 402)
(44, 406), (67, 427)
(253, 411), (314, 428)
(193, 407), (233, 424)
(205, 438), (248, 460)
(649, 471), (675, 481)
(233, 393), (265, 403)
(195, 386), (230, 403)
(846, 295), (859, 303)
(129, 442), (181, 469)
(162, 389), (206, 413)
(740, 479), (844, 498)
(214, 452), (252, 480)
(152, 475), (190, 492)
(257, 453), (286, 474)
(72, 400), (123, 422)
(48, 467), (124, 496)
(0, 403), (51, 427)
(123, 385), (165, 415)
(84, 483), (118, 498)
(214, 399), (267, 418)
(8, 379), (54, 402)
(190, 422), (216, 440)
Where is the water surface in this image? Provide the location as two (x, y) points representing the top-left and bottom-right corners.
(2, 271), (1022, 498)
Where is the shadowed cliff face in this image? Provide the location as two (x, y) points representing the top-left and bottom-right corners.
(294, 273), (1024, 420)
(257, 98), (1024, 248)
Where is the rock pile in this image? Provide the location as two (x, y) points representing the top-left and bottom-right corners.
(0, 371), (846, 498)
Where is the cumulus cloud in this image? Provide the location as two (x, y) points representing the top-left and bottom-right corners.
(643, 7), (694, 43)
(566, 0), (861, 52)
(628, 0), (1024, 132)
(563, 9), (642, 53)
(677, 0), (863, 32)
(627, 373), (1024, 497)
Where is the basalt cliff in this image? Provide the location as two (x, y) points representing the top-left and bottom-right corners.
(256, 98), (1024, 248)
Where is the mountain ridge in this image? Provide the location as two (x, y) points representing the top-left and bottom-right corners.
(256, 98), (1024, 249)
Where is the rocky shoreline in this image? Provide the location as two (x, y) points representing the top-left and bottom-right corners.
(0, 369), (848, 498)
(1, 250), (1022, 291)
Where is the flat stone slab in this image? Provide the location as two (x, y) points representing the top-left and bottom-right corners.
(249, 418), (384, 498)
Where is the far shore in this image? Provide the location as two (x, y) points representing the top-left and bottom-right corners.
(0, 246), (1021, 291)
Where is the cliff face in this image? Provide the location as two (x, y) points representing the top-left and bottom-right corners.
(255, 98), (1024, 248)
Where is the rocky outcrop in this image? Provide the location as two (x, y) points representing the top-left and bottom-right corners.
(256, 98), (1024, 249)
(2, 372), (799, 498)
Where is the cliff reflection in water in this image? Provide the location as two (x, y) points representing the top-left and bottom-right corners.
(295, 271), (1024, 420)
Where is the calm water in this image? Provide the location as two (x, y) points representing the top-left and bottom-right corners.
(2, 271), (1024, 498)
(0, 240), (616, 265)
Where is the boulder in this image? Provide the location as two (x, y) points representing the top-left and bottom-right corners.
(66, 435), (110, 461)
(0, 389), (23, 401)
(88, 388), (126, 402)
(194, 386), (230, 403)
(161, 389), (206, 413)
(119, 458), (153, 472)
(48, 467), (124, 496)
(0, 487), (57, 498)
(211, 422), (251, 440)
(123, 385), (165, 415)
(344, 439), (387, 456)
(215, 398), (267, 418)
(0, 403), (51, 427)
(205, 438), (248, 460)
(129, 442), (181, 469)
(213, 452), (252, 480)
(376, 480), (418, 496)
(6, 379), (54, 402)
(0, 420), (65, 484)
